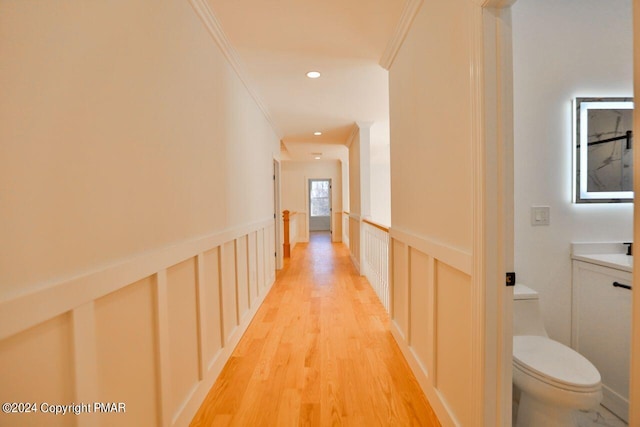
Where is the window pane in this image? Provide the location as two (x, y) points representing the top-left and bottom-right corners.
(311, 181), (329, 198)
(310, 181), (330, 217)
(311, 197), (330, 216)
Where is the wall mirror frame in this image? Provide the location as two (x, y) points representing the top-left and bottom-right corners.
(573, 97), (634, 203)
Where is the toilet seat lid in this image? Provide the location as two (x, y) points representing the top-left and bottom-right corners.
(513, 336), (601, 392)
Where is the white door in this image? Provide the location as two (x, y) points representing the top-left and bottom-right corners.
(308, 179), (331, 232)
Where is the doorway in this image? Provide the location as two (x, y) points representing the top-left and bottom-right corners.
(308, 179), (331, 233)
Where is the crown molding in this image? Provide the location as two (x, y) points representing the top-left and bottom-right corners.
(345, 124), (359, 148)
(379, 0), (423, 70)
(355, 121), (373, 130)
(188, 0), (282, 138)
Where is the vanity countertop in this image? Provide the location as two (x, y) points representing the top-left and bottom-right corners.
(571, 253), (632, 273)
(571, 242), (633, 273)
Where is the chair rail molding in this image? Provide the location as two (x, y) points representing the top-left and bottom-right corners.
(0, 218), (274, 341)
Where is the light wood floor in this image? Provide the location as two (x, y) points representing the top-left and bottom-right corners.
(191, 232), (440, 426)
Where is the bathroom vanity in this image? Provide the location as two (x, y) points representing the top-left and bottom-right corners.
(571, 243), (632, 422)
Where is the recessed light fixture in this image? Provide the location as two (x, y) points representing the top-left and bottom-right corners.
(314, 156), (321, 160)
(314, 131), (322, 136)
(306, 71), (321, 79)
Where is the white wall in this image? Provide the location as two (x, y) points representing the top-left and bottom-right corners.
(341, 160), (350, 245)
(0, 1), (279, 425)
(512, 0), (633, 344)
(349, 133), (362, 217)
(280, 160), (343, 242)
(370, 121), (391, 227)
(389, 1), (479, 425)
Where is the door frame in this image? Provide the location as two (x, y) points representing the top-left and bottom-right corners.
(486, 1), (640, 424)
(273, 158), (282, 270)
(307, 178), (332, 235)
(473, 1), (517, 425)
(631, 0), (640, 423)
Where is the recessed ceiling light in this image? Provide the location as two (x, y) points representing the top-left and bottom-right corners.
(314, 131), (322, 136)
(314, 156), (321, 160)
(306, 71), (321, 79)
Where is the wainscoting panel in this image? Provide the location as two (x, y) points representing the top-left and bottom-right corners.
(256, 228), (266, 292)
(0, 314), (74, 427)
(342, 212), (350, 246)
(235, 236), (250, 323)
(297, 212), (308, 243)
(435, 261), (472, 426)
(388, 227), (473, 427)
(348, 215), (361, 272)
(247, 232), (258, 308)
(332, 211), (342, 242)
(265, 224), (276, 285)
(95, 276), (159, 426)
(391, 239), (408, 339)
(200, 247), (223, 370)
(0, 220), (276, 427)
(166, 258), (200, 420)
(409, 247), (432, 376)
(221, 241), (239, 343)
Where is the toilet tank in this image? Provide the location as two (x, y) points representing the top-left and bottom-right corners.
(513, 284), (548, 337)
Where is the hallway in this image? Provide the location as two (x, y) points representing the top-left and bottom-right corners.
(191, 232), (440, 426)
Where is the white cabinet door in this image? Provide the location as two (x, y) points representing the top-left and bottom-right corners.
(572, 261), (632, 422)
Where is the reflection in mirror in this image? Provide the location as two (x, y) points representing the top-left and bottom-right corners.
(574, 97), (634, 203)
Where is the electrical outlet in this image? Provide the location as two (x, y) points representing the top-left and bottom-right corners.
(531, 206), (550, 226)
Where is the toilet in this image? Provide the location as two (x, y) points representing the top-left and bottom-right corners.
(513, 284), (602, 427)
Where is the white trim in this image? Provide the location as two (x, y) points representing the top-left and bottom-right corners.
(187, 0), (281, 138)
(470, 3), (486, 425)
(0, 218), (274, 341)
(379, 0), (424, 70)
(494, 7), (516, 426)
(155, 270), (172, 427)
(274, 158), (283, 269)
(632, 0), (640, 421)
(72, 303), (99, 427)
(474, 3), (518, 425)
(195, 253), (207, 381)
(390, 226), (472, 275)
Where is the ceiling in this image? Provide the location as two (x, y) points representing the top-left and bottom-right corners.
(206, 0), (405, 161)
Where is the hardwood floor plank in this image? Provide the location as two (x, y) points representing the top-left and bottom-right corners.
(191, 232), (440, 426)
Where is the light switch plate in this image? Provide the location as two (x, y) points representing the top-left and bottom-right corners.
(531, 206), (550, 226)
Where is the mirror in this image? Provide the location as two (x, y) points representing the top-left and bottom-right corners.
(574, 97), (634, 203)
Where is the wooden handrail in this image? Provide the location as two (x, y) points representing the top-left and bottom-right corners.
(363, 218), (390, 233)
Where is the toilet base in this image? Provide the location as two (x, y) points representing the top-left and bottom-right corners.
(515, 393), (578, 427)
